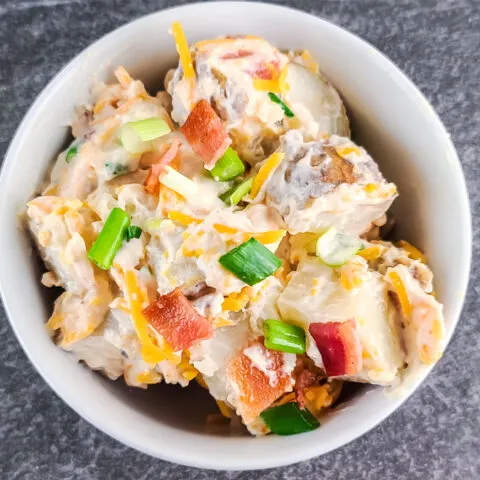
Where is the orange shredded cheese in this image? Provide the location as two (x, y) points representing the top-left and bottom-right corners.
(222, 288), (251, 312)
(213, 315), (235, 328)
(250, 230), (285, 244)
(216, 400), (232, 418)
(252, 79), (281, 93)
(251, 152), (284, 198)
(114, 66), (133, 86)
(300, 50), (319, 74)
(170, 22), (195, 89)
(336, 146), (360, 156)
(136, 371), (161, 384)
(168, 211), (202, 226)
(357, 245), (383, 260)
(278, 64), (290, 92)
(196, 374), (208, 389)
(125, 270), (169, 364)
(340, 271), (363, 291)
(396, 240), (426, 263)
(388, 271), (412, 318)
(364, 183), (378, 194)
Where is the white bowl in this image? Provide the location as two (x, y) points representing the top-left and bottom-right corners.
(0, 1), (471, 470)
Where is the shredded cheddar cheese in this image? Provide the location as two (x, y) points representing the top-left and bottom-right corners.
(336, 146), (360, 157)
(340, 270), (363, 291)
(168, 211), (203, 226)
(364, 183), (378, 194)
(300, 50), (319, 74)
(196, 374), (208, 389)
(396, 240), (426, 263)
(213, 315), (235, 328)
(214, 224), (285, 245)
(136, 371), (161, 384)
(278, 64), (290, 92)
(388, 271), (412, 318)
(222, 288), (251, 312)
(124, 270), (169, 364)
(216, 400), (232, 418)
(357, 245), (383, 260)
(114, 66), (133, 86)
(252, 79), (281, 92)
(170, 22), (195, 89)
(250, 152), (284, 198)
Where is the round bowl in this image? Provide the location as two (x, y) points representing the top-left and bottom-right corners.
(0, 1), (471, 470)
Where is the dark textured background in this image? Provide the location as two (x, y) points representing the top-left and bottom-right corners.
(1, 0), (479, 478)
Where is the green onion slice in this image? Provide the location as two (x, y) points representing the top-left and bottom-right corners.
(219, 178), (253, 206)
(268, 92), (295, 118)
(88, 208), (130, 270)
(143, 218), (163, 233)
(316, 227), (364, 267)
(120, 117), (171, 154)
(260, 402), (320, 435)
(263, 319), (306, 354)
(219, 238), (282, 286)
(159, 166), (198, 200)
(65, 145), (78, 163)
(126, 225), (142, 241)
(210, 147), (245, 182)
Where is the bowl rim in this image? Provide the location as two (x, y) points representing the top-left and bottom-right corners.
(0, 1), (472, 470)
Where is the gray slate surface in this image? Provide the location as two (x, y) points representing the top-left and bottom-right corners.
(0, 0), (479, 478)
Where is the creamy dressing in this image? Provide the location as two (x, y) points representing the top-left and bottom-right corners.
(26, 34), (446, 435)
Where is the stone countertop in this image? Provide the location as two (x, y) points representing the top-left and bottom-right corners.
(0, 0), (479, 478)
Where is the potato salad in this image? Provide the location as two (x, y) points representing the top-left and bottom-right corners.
(26, 23), (445, 436)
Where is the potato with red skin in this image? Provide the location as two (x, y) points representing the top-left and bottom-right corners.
(143, 288), (214, 351)
(180, 99), (231, 169)
(309, 320), (362, 377)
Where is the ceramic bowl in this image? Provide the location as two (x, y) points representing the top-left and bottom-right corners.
(0, 1), (471, 470)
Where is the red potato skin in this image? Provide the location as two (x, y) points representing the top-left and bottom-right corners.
(180, 99), (231, 169)
(309, 320), (362, 377)
(228, 339), (293, 424)
(143, 288), (214, 351)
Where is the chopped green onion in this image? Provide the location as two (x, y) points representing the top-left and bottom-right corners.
(210, 147), (245, 182)
(65, 145), (78, 163)
(316, 227), (364, 267)
(219, 178), (253, 206)
(263, 319), (306, 354)
(143, 218), (163, 233)
(88, 208), (130, 270)
(120, 117), (171, 154)
(219, 238), (282, 286)
(260, 402), (319, 435)
(126, 225), (142, 241)
(159, 166), (198, 200)
(268, 92), (295, 118)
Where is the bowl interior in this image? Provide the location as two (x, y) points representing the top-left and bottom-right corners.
(0, 2), (470, 470)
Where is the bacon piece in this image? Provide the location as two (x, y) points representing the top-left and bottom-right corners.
(309, 320), (362, 377)
(228, 340), (293, 424)
(293, 356), (324, 408)
(144, 139), (181, 195)
(180, 99), (231, 169)
(143, 288), (214, 351)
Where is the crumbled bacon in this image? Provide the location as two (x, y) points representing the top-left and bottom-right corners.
(309, 320), (362, 377)
(228, 339), (293, 424)
(180, 100), (231, 169)
(144, 139), (181, 194)
(143, 288), (214, 351)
